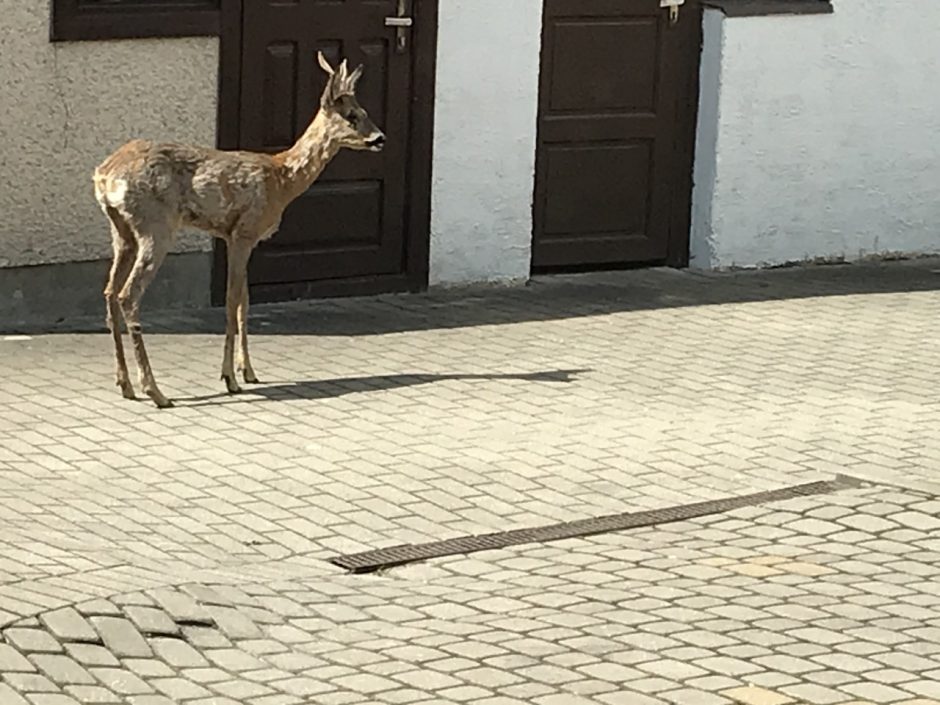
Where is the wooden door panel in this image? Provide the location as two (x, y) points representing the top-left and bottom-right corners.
(261, 42), (299, 148)
(543, 143), (650, 233)
(532, 0), (699, 270)
(263, 181), (383, 248)
(548, 19), (658, 112)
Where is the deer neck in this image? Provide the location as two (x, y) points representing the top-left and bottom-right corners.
(276, 110), (342, 200)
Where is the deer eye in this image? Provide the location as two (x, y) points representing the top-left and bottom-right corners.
(345, 112), (357, 125)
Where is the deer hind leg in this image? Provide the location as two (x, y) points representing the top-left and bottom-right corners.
(103, 208), (137, 400)
(221, 241), (252, 394)
(237, 283), (259, 384)
(119, 226), (173, 409)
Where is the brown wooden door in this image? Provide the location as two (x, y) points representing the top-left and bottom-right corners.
(216, 0), (436, 303)
(532, 0), (700, 270)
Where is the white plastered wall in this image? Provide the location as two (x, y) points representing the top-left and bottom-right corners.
(0, 2), (218, 268)
(428, 0), (543, 286)
(691, 1), (940, 269)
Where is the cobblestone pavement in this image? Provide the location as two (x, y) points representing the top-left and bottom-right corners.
(2, 259), (940, 704)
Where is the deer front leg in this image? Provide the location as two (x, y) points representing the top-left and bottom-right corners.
(237, 284), (259, 384)
(221, 242), (252, 394)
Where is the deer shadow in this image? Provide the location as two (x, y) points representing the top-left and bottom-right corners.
(175, 368), (589, 407)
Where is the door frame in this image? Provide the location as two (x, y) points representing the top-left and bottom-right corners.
(211, 0), (439, 306)
(666, 0), (703, 268)
(530, 0), (703, 272)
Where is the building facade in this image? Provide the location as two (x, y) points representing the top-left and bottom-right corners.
(0, 0), (936, 325)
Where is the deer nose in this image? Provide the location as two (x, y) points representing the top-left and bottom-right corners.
(367, 133), (386, 150)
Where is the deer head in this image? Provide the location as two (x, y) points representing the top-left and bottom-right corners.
(317, 51), (386, 152)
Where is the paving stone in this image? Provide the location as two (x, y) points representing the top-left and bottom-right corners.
(754, 655), (825, 675)
(0, 643), (37, 671)
(180, 667), (230, 684)
(62, 645), (119, 668)
(660, 687), (732, 705)
(181, 626), (232, 649)
(4, 628), (64, 654)
(534, 695), (600, 705)
(39, 610), (99, 644)
(149, 590), (213, 625)
(598, 693), (668, 705)
(638, 659), (708, 681)
(206, 606), (263, 640)
(866, 668), (919, 685)
(204, 648), (268, 672)
(24, 695), (84, 705)
(579, 662), (643, 682)
(893, 513), (940, 532)
(29, 655), (96, 686)
(124, 607), (180, 638)
(212, 679), (275, 699)
(73, 603), (120, 619)
(150, 638), (209, 668)
(150, 677), (212, 700)
(182, 586), (232, 608)
(88, 618), (152, 658)
(840, 682), (915, 702)
(906, 682), (940, 699)
(122, 659), (175, 679)
(457, 667), (522, 688)
(781, 683), (852, 704)
(63, 685), (122, 703)
(2, 672), (60, 692)
(0, 683), (29, 705)
(274, 677), (331, 697)
(89, 668), (154, 695)
(332, 674), (400, 694)
(627, 677), (679, 694)
(695, 657), (762, 677)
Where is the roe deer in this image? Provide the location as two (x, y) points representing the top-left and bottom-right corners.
(94, 53), (384, 408)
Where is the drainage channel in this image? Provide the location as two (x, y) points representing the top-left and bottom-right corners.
(329, 475), (865, 574)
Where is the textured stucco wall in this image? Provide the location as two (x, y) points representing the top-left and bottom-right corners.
(0, 2), (218, 268)
(691, 1), (940, 269)
(429, 0), (543, 286)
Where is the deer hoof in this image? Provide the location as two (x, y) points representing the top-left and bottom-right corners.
(117, 380), (136, 400)
(223, 374), (242, 394)
(243, 372), (260, 384)
(149, 393), (174, 409)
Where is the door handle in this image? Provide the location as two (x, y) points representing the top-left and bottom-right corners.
(660, 0), (685, 25)
(385, 0), (412, 53)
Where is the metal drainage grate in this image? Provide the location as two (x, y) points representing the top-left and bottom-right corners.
(329, 475), (864, 574)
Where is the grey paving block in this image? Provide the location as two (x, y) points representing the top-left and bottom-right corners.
(88, 618), (153, 659)
(4, 628), (64, 654)
(123, 607), (180, 638)
(0, 643), (37, 672)
(30, 654), (96, 686)
(39, 609), (99, 644)
(150, 638), (209, 669)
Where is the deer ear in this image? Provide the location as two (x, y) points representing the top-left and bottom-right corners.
(347, 63), (364, 90)
(317, 51), (335, 76)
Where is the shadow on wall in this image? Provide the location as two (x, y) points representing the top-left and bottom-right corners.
(3, 257), (940, 337)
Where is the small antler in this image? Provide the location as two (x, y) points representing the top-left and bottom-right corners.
(317, 52), (364, 99)
(317, 51), (335, 76)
